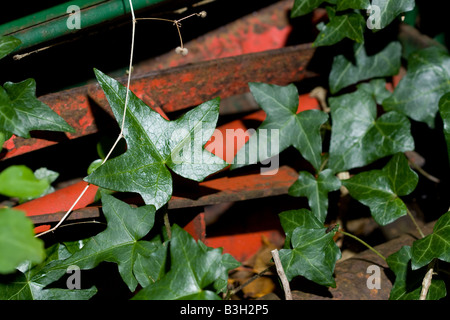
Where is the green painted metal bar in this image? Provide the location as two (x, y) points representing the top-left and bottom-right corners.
(0, 0), (167, 53)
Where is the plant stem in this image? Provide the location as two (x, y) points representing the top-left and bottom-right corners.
(406, 208), (425, 238)
(35, 184), (91, 238)
(163, 209), (172, 240)
(318, 156), (329, 173)
(271, 249), (292, 300)
(338, 229), (386, 261)
(35, 0), (138, 238)
(409, 160), (440, 183)
(420, 259), (437, 300)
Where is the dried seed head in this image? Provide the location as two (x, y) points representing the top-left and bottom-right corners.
(198, 11), (207, 18)
(175, 46), (189, 56)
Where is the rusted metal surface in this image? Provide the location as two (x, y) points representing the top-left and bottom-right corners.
(1, 44), (317, 160)
(183, 212), (206, 242)
(205, 230), (285, 263)
(169, 165), (298, 209)
(15, 181), (99, 217)
(132, 0), (296, 72)
(88, 43), (317, 114)
(26, 165), (298, 224)
(291, 222), (435, 300)
(28, 206), (101, 225)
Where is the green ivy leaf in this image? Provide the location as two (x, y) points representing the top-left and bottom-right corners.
(33, 167), (59, 198)
(357, 79), (392, 105)
(328, 89), (414, 173)
(0, 165), (50, 202)
(370, 0), (415, 30)
(230, 82), (328, 172)
(0, 36), (21, 60)
(0, 130), (11, 149)
(132, 225), (240, 300)
(198, 240), (241, 294)
(411, 211), (450, 270)
(279, 209), (324, 248)
(43, 193), (158, 292)
(133, 240), (168, 288)
(291, 0), (336, 17)
(0, 208), (45, 274)
(329, 41), (402, 94)
(383, 46), (450, 128)
(336, 0), (370, 11)
(279, 225), (341, 287)
(438, 93), (450, 165)
(387, 246), (447, 300)
(0, 79), (75, 138)
(342, 153), (418, 225)
(288, 169), (341, 223)
(85, 69), (227, 210)
(313, 8), (365, 47)
(0, 243), (97, 300)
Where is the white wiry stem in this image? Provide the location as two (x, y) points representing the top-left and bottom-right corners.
(35, 0), (137, 237)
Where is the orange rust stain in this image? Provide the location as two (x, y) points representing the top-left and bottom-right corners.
(34, 225), (51, 234)
(180, 72), (195, 83)
(4, 136), (16, 150)
(205, 119), (250, 163)
(204, 230), (284, 262)
(298, 94), (320, 113)
(15, 181), (98, 217)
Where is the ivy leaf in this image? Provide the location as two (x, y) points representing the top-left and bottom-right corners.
(342, 153), (418, 225)
(230, 82), (328, 172)
(0, 79), (75, 138)
(132, 225), (240, 300)
(329, 41), (402, 94)
(0, 165), (50, 202)
(313, 8), (365, 47)
(279, 209), (324, 248)
(438, 93), (450, 165)
(291, 0), (336, 17)
(279, 225), (341, 287)
(198, 240), (241, 294)
(288, 169), (341, 223)
(411, 211), (450, 270)
(43, 192), (158, 292)
(33, 167), (59, 198)
(336, 0), (370, 11)
(357, 79), (392, 105)
(387, 246), (447, 300)
(85, 69), (227, 210)
(0, 208), (45, 274)
(0, 130), (12, 148)
(133, 240), (168, 288)
(0, 35), (21, 60)
(370, 0), (416, 30)
(0, 243), (97, 300)
(383, 46), (450, 128)
(328, 89), (414, 173)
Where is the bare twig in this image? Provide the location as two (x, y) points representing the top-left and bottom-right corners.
(163, 210), (172, 240)
(408, 160), (440, 184)
(226, 265), (273, 299)
(420, 259), (437, 300)
(271, 249), (292, 300)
